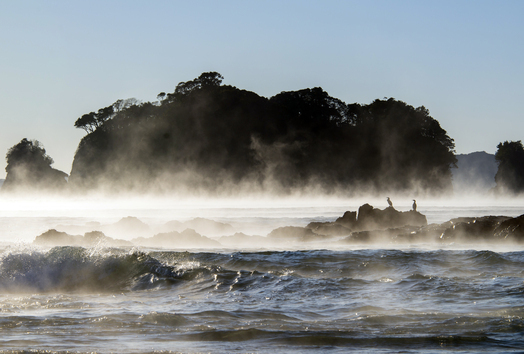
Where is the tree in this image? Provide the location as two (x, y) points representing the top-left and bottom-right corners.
(74, 99), (139, 134)
(6, 138), (54, 172)
(167, 71), (224, 101)
(197, 71), (224, 87)
(495, 140), (524, 193)
(74, 112), (98, 133)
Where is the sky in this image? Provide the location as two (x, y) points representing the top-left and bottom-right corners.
(1, 0), (523, 176)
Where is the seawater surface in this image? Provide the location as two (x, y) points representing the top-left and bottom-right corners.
(0, 200), (523, 353)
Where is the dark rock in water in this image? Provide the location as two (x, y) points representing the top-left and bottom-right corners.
(322, 203), (428, 237)
(218, 233), (267, 248)
(306, 222), (352, 236)
(103, 216), (151, 238)
(408, 223), (450, 242)
(335, 211), (357, 229)
(267, 226), (330, 243)
(160, 218), (235, 236)
(494, 214), (524, 241)
(333, 204), (524, 244)
(183, 218), (235, 236)
(440, 216), (512, 241)
(133, 229), (221, 248)
(55, 221), (102, 235)
(160, 220), (185, 233)
(340, 226), (421, 244)
(33, 229), (132, 247)
(356, 204), (427, 231)
(266, 204), (522, 245)
(83, 231), (133, 247)
(272, 203), (430, 245)
(34, 229), (84, 246)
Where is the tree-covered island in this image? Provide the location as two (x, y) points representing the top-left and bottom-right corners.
(3, 72), (489, 196)
(66, 72), (458, 195)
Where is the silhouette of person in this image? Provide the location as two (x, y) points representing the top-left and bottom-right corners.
(412, 199), (417, 212)
(387, 197), (393, 208)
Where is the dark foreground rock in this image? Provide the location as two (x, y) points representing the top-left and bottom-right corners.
(339, 213), (524, 244)
(306, 222), (352, 236)
(267, 226), (333, 243)
(495, 215), (524, 240)
(439, 216), (512, 241)
(309, 204), (427, 235)
(267, 203), (524, 246)
(353, 204), (427, 230)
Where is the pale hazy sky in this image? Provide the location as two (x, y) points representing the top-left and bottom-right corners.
(1, 0), (523, 176)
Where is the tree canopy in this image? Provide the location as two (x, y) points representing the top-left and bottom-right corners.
(494, 140), (524, 193)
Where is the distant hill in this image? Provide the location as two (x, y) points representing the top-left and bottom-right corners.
(452, 151), (497, 194)
(0, 179), (4, 188)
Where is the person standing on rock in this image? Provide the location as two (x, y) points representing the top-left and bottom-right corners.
(412, 199), (417, 212)
(387, 197), (393, 208)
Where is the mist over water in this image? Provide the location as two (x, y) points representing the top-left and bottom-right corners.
(0, 194), (522, 251)
(0, 193), (522, 352)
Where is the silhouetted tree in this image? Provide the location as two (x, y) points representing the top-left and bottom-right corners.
(74, 99), (139, 134)
(166, 71), (224, 102)
(495, 140), (524, 193)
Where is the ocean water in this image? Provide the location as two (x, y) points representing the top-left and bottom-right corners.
(0, 198), (523, 353)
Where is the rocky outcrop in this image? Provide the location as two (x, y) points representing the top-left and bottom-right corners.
(306, 203), (427, 236)
(267, 226), (332, 243)
(339, 213), (524, 244)
(266, 204), (428, 246)
(495, 215), (524, 241)
(161, 218), (235, 236)
(334, 211), (357, 229)
(32, 206), (524, 248)
(132, 229), (221, 248)
(439, 216), (511, 241)
(355, 204), (427, 230)
(341, 226), (423, 244)
(33, 229), (132, 247)
(33, 229), (84, 246)
(306, 222), (352, 236)
(103, 216), (151, 238)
